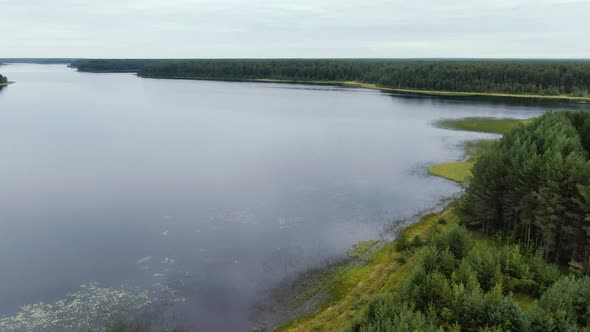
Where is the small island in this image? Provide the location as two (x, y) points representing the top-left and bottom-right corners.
(0, 73), (12, 86)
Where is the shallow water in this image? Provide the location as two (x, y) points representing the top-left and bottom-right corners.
(0, 64), (560, 330)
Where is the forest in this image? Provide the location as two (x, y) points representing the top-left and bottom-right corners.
(72, 59), (590, 96)
(0, 73), (7, 84)
(0, 58), (78, 64)
(461, 111), (590, 273)
(353, 225), (590, 331)
(70, 59), (165, 72)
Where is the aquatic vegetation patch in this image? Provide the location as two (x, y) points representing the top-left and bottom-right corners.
(0, 282), (185, 332)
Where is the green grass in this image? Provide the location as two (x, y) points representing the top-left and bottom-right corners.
(428, 161), (474, 183)
(348, 240), (378, 259)
(428, 139), (497, 184)
(437, 117), (530, 134)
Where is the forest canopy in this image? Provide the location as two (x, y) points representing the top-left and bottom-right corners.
(72, 59), (590, 96)
(0, 74), (7, 84)
(353, 225), (590, 331)
(0, 58), (78, 64)
(70, 59), (166, 73)
(461, 110), (590, 274)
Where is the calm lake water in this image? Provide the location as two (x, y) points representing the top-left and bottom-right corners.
(0, 64), (562, 331)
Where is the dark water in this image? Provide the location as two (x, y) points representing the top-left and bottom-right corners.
(0, 64), (557, 331)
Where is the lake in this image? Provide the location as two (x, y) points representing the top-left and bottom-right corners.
(0, 64), (559, 331)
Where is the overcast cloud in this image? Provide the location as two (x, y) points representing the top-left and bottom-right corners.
(1, 0), (589, 58)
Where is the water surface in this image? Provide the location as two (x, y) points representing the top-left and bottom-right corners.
(0, 64), (554, 330)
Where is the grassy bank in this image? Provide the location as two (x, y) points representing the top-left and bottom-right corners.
(427, 139), (498, 183)
(279, 197), (573, 331)
(428, 160), (476, 183)
(277, 204), (461, 332)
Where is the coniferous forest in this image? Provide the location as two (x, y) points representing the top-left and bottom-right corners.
(71, 59), (164, 73)
(461, 111), (590, 272)
(353, 225), (590, 332)
(0, 73), (7, 84)
(71, 59), (590, 96)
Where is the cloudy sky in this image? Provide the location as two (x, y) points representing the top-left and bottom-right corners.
(2, 0), (589, 58)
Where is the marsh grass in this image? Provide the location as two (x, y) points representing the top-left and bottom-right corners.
(428, 161), (474, 183)
(436, 117), (530, 134)
(428, 138), (497, 184)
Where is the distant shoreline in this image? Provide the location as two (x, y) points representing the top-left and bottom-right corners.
(137, 75), (590, 102)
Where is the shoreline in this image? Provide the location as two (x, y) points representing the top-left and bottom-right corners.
(0, 81), (15, 87)
(253, 195), (460, 330)
(136, 74), (590, 102)
(273, 201), (463, 331)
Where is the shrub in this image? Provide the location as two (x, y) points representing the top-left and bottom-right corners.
(411, 235), (424, 248)
(435, 225), (473, 260)
(353, 297), (442, 332)
(538, 275), (590, 327)
(395, 232), (410, 251)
